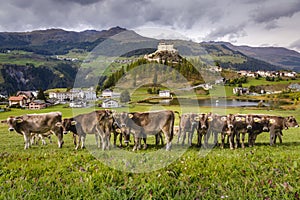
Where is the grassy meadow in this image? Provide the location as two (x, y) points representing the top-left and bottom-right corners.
(1, 104), (300, 199)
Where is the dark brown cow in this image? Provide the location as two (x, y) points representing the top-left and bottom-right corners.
(232, 114), (254, 149)
(247, 114), (271, 147)
(267, 115), (299, 145)
(196, 113), (209, 148)
(58, 110), (114, 150)
(1, 112), (63, 149)
(113, 110), (175, 151)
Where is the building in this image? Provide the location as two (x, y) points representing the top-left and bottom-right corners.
(233, 87), (249, 95)
(288, 83), (300, 91)
(29, 100), (46, 110)
(157, 42), (178, 53)
(69, 101), (87, 108)
(159, 90), (171, 97)
(8, 96), (28, 107)
(49, 87), (97, 102)
(144, 42), (180, 63)
(102, 99), (120, 108)
(101, 89), (120, 99)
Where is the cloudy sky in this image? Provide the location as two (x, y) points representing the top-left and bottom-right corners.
(1, 0), (300, 51)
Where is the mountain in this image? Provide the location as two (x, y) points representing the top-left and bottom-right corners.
(0, 27), (299, 94)
(210, 41), (300, 71)
(0, 26), (128, 55)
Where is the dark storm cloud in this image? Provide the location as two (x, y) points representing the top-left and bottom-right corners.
(290, 39), (300, 51)
(52, 0), (104, 5)
(251, 1), (300, 23)
(0, 0), (299, 50)
(204, 25), (246, 41)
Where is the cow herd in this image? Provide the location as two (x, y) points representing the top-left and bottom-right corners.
(1, 110), (299, 150)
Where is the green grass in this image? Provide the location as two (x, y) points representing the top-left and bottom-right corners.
(243, 77), (300, 87)
(1, 105), (300, 199)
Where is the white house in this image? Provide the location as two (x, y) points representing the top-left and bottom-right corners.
(102, 99), (120, 108)
(159, 90), (171, 97)
(70, 101), (87, 108)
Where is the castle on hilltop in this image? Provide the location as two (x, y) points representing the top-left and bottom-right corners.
(144, 42), (180, 63)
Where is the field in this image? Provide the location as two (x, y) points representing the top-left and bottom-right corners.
(1, 105), (300, 199)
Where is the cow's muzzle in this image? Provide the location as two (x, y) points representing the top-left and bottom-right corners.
(228, 124), (234, 129)
(201, 125), (207, 129)
(63, 131), (68, 134)
(8, 128), (14, 132)
(263, 127), (269, 132)
(247, 125), (252, 130)
(121, 124), (126, 128)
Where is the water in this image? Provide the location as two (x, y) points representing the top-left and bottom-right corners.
(158, 98), (270, 107)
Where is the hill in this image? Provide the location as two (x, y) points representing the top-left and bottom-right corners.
(210, 41), (300, 71)
(1, 27), (299, 94)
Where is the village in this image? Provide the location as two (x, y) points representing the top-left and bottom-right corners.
(1, 42), (299, 110)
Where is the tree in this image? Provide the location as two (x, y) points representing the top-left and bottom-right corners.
(120, 90), (130, 103)
(37, 89), (46, 101)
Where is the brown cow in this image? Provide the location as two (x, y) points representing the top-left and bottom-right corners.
(1, 112), (63, 149)
(58, 110), (114, 150)
(113, 110), (175, 151)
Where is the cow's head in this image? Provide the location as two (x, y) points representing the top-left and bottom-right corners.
(56, 118), (77, 134)
(285, 116), (299, 128)
(225, 114), (235, 135)
(245, 115), (254, 130)
(189, 113), (200, 129)
(113, 112), (132, 128)
(254, 116), (269, 132)
(198, 113), (209, 130)
(4, 116), (23, 132)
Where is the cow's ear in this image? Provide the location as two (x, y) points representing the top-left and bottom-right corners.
(235, 117), (241, 122)
(194, 116), (200, 121)
(254, 118), (261, 122)
(0, 120), (7, 124)
(221, 117), (227, 122)
(71, 121), (77, 125)
(128, 114), (133, 119)
(115, 128), (122, 133)
(207, 117), (213, 122)
(55, 122), (62, 127)
(241, 117), (245, 122)
(269, 119), (276, 124)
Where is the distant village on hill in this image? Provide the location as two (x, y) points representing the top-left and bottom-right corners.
(1, 42), (299, 111)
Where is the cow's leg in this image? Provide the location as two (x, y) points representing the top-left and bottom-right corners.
(228, 134), (234, 150)
(159, 133), (164, 146)
(197, 130), (201, 147)
(188, 131), (193, 147)
(278, 131), (283, 144)
(181, 129), (186, 146)
(113, 132), (118, 147)
(177, 129), (181, 144)
(241, 133), (245, 149)
(81, 135), (86, 149)
(214, 132), (219, 146)
(23, 133), (31, 149)
(220, 133), (225, 149)
(269, 129), (275, 146)
(119, 132), (123, 147)
(132, 135), (139, 151)
(162, 129), (172, 151)
(235, 131), (239, 149)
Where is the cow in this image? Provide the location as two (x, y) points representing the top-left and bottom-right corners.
(247, 114), (270, 147)
(206, 113), (235, 149)
(113, 110), (175, 151)
(232, 114), (254, 149)
(196, 113), (209, 148)
(177, 113), (199, 146)
(58, 110), (114, 150)
(1, 112), (63, 149)
(267, 115), (299, 146)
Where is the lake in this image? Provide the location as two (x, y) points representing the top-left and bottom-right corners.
(158, 98), (269, 107)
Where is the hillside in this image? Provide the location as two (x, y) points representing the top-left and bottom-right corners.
(1, 27), (299, 94)
(210, 41), (300, 71)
